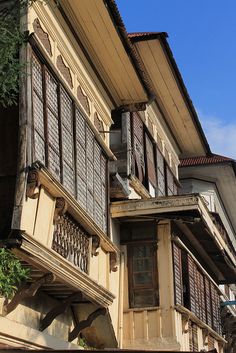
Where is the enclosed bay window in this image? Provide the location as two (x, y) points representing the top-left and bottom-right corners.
(121, 221), (158, 308)
(172, 242), (222, 334)
(131, 112), (178, 197)
(31, 53), (108, 233)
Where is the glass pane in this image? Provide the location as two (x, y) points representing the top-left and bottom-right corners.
(133, 258), (152, 272)
(133, 289), (157, 307)
(133, 271), (153, 285)
(133, 245), (152, 258)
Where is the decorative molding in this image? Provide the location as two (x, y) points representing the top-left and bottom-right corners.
(26, 169), (40, 199)
(3, 273), (55, 316)
(77, 85), (90, 116)
(33, 18), (52, 56)
(39, 292), (82, 331)
(109, 252), (118, 272)
(94, 112), (105, 139)
(68, 307), (107, 342)
(53, 197), (67, 224)
(91, 235), (100, 256)
(56, 55), (73, 88)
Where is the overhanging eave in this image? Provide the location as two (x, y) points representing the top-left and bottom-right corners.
(111, 194), (236, 283)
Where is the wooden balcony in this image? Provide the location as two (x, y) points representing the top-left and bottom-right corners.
(8, 164), (119, 308)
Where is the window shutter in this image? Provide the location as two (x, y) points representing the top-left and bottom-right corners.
(60, 88), (75, 194)
(132, 113), (145, 183)
(199, 271), (206, 322)
(172, 243), (183, 305)
(187, 255), (197, 315)
(75, 109), (87, 209)
(156, 147), (166, 196)
(205, 277), (213, 328)
(32, 55), (46, 164)
(101, 154), (107, 233)
(45, 70), (61, 180)
(211, 282), (221, 334)
(94, 141), (103, 229)
(86, 125), (94, 219)
(145, 133), (157, 194)
(208, 335), (215, 350)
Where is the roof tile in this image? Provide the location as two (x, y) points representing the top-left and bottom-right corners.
(180, 154), (234, 167)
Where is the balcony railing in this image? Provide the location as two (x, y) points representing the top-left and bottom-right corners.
(52, 213), (90, 273)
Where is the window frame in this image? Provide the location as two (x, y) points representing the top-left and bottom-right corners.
(31, 49), (108, 234)
(130, 112), (178, 198)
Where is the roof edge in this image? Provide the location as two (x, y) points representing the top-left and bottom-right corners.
(129, 31), (211, 155)
(104, 0), (156, 102)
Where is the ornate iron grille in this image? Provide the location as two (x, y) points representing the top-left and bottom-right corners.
(52, 213), (90, 273)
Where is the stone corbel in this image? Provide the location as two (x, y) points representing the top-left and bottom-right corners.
(39, 292), (82, 331)
(53, 197), (67, 224)
(91, 235), (100, 256)
(182, 314), (189, 333)
(68, 307), (107, 342)
(109, 252), (118, 272)
(2, 273), (55, 316)
(26, 169), (40, 199)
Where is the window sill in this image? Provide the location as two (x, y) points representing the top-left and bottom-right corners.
(124, 306), (160, 313)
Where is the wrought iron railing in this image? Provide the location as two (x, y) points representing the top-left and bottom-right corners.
(52, 213), (90, 273)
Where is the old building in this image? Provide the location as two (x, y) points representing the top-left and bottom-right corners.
(0, 0), (235, 351)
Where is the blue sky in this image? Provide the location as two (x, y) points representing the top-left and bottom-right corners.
(116, 0), (236, 159)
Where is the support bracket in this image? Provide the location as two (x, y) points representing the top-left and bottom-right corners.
(39, 291), (82, 331)
(3, 273), (55, 316)
(68, 307), (107, 342)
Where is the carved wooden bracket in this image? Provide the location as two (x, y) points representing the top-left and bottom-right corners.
(57, 55), (73, 88)
(39, 292), (82, 331)
(94, 112), (105, 139)
(91, 235), (100, 256)
(33, 18), (52, 56)
(202, 328), (209, 346)
(68, 307), (107, 342)
(182, 314), (189, 333)
(77, 86), (90, 116)
(3, 273), (55, 316)
(26, 169), (40, 199)
(53, 197), (67, 224)
(109, 252), (118, 272)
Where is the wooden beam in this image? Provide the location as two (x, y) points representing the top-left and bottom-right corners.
(39, 292), (82, 331)
(68, 307), (107, 342)
(3, 273), (55, 316)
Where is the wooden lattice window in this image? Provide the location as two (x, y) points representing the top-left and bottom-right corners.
(132, 112), (145, 183)
(145, 133), (157, 196)
(208, 335), (215, 350)
(172, 243), (183, 305)
(121, 221), (158, 308)
(172, 243), (222, 335)
(31, 53), (108, 233)
(156, 147), (166, 196)
(128, 242), (158, 308)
